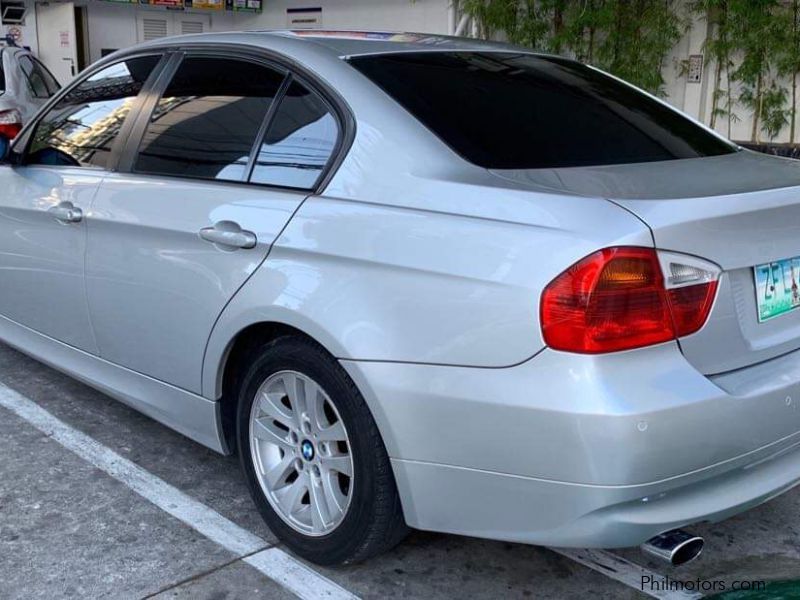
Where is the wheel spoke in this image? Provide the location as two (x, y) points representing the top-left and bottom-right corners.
(303, 379), (323, 431)
(263, 453), (295, 489)
(321, 454), (352, 477)
(317, 420), (346, 443)
(308, 476), (331, 533)
(259, 391), (293, 428)
(320, 470), (348, 515)
(280, 373), (305, 429)
(252, 417), (292, 450)
(274, 475), (307, 517)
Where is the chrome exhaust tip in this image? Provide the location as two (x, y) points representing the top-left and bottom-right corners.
(641, 529), (704, 567)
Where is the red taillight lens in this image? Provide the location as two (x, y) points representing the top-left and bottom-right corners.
(541, 247), (718, 353)
(0, 122), (21, 138)
(667, 283), (718, 337)
(0, 109), (22, 139)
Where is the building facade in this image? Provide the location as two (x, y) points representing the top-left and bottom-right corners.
(4, 0), (798, 145)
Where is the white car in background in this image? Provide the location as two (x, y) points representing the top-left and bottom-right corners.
(0, 44), (60, 138)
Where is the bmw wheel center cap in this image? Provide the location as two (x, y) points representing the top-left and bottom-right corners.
(301, 439), (315, 461)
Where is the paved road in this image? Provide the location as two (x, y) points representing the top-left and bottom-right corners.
(1, 341), (798, 599)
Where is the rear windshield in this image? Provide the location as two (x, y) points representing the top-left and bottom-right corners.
(349, 52), (736, 170)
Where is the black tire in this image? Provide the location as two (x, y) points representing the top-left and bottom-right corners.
(236, 335), (409, 565)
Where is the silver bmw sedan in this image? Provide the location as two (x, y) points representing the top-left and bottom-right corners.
(1, 30), (799, 567)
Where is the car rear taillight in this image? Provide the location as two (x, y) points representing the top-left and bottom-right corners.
(0, 109), (22, 139)
(541, 247), (719, 353)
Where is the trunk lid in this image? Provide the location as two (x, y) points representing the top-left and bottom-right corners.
(494, 150), (800, 374)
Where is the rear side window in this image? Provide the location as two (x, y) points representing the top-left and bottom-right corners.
(27, 55), (160, 169)
(19, 55), (49, 98)
(350, 52), (736, 169)
(32, 58), (60, 95)
(134, 56), (286, 182)
(250, 79), (338, 189)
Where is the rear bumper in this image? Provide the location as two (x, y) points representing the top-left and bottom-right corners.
(341, 343), (800, 547)
(390, 434), (800, 547)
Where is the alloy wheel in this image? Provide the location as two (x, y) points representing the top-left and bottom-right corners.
(249, 370), (354, 536)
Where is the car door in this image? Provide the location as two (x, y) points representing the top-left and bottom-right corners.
(85, 51), (341, 393)
(0, 53), (164, 352)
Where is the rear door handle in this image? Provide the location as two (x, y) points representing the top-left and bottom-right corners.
(48, 201), (83, 224)
(199, 221), (257, 250)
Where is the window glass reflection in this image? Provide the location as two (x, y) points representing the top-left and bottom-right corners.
(134, 57), (285, 182)
(27, 56), (160, 168)
(250, 80), (338, 189)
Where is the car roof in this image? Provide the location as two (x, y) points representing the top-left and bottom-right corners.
(266, 30), (527, 57)
(133, 29), (541, 59)
(2, 45), (29, 57)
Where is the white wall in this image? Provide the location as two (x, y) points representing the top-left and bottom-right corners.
(212, 0), (450, 33)
(81, 0), (450, 63)
(39, 0), (800, 144)
(84, 1), (136, 61)
(639, 0), (798, 144)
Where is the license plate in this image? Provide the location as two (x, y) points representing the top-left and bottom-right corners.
(754, 257), (800, 322)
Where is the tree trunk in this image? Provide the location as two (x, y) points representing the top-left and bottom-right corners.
(553, 2), (564, 53)
(793, 0), (799, 143)
(792, 71), (797, 143)
(711, 58), (722, 129)
(752, 72), (763, 143)
(726, 59), (733, 139)
(612, 1), (623, 67)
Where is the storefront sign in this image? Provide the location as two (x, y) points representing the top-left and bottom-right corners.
(188, 0), (223, 9)
(287, 7), (321, 28)
(228, 0), (261, 11)
(149, 0), (184, 7)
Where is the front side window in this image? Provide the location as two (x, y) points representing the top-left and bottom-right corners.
(27, 56), (161, 168)
(134, 56), (286, 182)
(250, 79), (338, 189)
(350, 52), (736, 169)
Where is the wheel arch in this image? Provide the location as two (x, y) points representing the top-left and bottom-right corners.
(206, 312), (353, 455)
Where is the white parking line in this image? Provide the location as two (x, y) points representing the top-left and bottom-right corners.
(0, 382), (358, 600)
(0, 377), (700, 600)
(550, 548), (702, 600)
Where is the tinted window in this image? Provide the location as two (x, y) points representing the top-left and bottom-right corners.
(27, 56), (160, 168)
(250, 80), (338, 189)
(134, 57), (286, 181)
(33, 58), (60, 95)
(350, 52), (736, 169)
(19, 55), (49, 98)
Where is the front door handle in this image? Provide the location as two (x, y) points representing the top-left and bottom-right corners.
(48, 201), (83, 224)
(199, 221), (257, 250)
